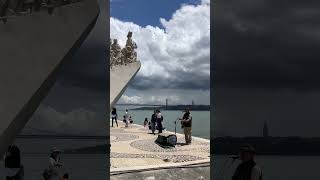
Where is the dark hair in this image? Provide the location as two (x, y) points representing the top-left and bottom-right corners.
(144, 117), (148, 121)
(63, 173), (69, 179)
(240, 144), (256, 154)
(5, 145), (21, 168)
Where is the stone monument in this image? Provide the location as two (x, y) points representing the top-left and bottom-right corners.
(110, 31), (138, 68)
(110, 31), (141, 107)
(0, 0), (99, 157)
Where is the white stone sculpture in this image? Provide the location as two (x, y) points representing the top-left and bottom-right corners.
(110, 31), (138, 68)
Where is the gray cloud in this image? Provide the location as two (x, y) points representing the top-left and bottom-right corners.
(213, 0), (320, 137)
(214, 0), (320, 89)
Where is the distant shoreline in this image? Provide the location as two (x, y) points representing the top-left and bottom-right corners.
(132, 105), (210, 111)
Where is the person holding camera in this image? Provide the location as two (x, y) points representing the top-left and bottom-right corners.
(180, 108), (192, 144)
(45, 147), (63, 180)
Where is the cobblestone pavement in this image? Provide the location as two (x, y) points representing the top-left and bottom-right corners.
(110, 121), (210, 171)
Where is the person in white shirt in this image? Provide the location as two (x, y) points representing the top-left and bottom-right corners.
(124, 109), (129, 127)
(232, 144), (262, 180)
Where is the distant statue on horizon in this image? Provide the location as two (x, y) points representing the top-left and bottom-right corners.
(110, 31), (138, 68)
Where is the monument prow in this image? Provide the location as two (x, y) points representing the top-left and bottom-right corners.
(110, 61), (141, 108)
(110, 32), (141, 108)
(0, 0), (99, 157)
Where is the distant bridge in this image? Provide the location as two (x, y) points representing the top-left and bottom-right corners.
(115, 103), (163, 106)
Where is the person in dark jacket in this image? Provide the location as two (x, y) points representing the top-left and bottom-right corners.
(180, 108), (192, 144)
(150, 110), (157, 135)
(111, 107), (118, 127)
(232, 144), (262, 180)
(156, 109), (164, 134)
(4, 144), (24, 180)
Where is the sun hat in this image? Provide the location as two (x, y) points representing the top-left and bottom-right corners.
(50, 147), (62, 153)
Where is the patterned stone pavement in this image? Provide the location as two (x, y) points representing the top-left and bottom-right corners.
(110, 121), (210, 171)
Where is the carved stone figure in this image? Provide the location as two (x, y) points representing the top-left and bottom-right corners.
(122, 31), (137, 64)
(110, 39), (122, 66)
(110, 31), (138, 68)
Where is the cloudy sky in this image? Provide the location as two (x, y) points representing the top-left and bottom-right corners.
(213, 0), (320, 137)
(111, 0), (210, 105)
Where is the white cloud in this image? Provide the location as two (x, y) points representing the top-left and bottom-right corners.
(118, 88), (209, 105)
(118, 95), (143, 104)
(118, 94), (180, 105)
(110, 0), (210, 89)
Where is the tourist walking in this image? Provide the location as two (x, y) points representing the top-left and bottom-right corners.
(232, 144), (262, 180)
(4, 144), (24, 180)
(180, 108), (192, 144)
(156, 110), (164, 134)
(150, 110), (157, 135)
(111, 107), (118, 127)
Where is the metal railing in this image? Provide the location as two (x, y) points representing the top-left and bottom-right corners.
(0, 0), (82, 23)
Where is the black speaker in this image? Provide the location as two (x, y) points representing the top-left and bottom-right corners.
(155, 134), (177, 147)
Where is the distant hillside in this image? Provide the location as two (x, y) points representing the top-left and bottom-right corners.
(133, 105), (210, 111)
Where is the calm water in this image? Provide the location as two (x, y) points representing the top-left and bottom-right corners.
(115, 109), (210, 139)
(0, 139), (106, 180)
(213, 155), (320, 180)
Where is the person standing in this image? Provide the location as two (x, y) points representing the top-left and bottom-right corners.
(143, 117), (148, 128)
(181, 108), (192, 144)
(4, 145), (24, 180)
(62, 173), (69, 180)
(232, 145), (262, 180)
(48, 147), (63, 180)
(124, 109), (129, 127)
(150, 110), (157, 135)
(156, 110), (163, 134)
(111, 107), (118, 127)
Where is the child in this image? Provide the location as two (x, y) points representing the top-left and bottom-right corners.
(129, 116), (133, 124)
(143, 118), (148, 128)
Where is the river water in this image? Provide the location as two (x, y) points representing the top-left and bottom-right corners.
(115, 109), (210, 139)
